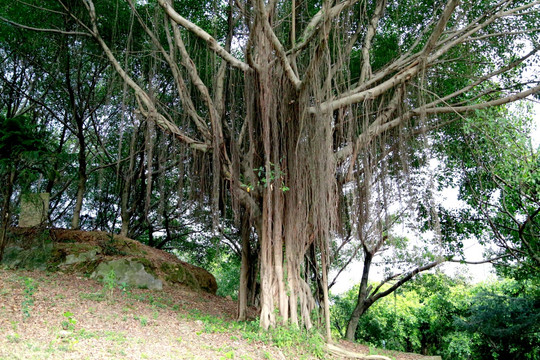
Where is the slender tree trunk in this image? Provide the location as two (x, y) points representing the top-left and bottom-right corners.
(65, 43), (87, 230)
(120, 126), (138, 236)
(71, 129), (87, 229)
(144, 119), (155, 224)
(346, 251), (374, 341)
(320, 242), (332, 341)
(0, 169), (16, 262)
(45, 124), (68, 195)
(237, 210), (251, 321)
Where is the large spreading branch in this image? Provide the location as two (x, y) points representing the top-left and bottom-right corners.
(81, 0), (210, 152)
(255, 0), (301, 89)
(314, 0), (539, 114)
(157, 0), (250, 72)
(127, 0), (213, 142)
(368, 259), (445, 304)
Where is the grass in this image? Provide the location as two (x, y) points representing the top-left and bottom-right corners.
(181, 309), (326, 359)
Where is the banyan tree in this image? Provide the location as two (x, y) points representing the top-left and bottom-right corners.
(12, 0), (539, 335)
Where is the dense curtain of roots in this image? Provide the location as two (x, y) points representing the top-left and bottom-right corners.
(242, 7), (339, 329)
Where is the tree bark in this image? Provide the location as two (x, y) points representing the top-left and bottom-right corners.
(71, 125), (87, 230)
(346, 251), (374, 341)
(0, 169), (16, 262)
(237, 209), (251, 321)
(120, 124), (139, 237)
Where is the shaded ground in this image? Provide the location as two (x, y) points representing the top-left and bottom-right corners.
(0, 269), (278, 360)
(0, 228), (440, 359)
(0, 268), (440, 359)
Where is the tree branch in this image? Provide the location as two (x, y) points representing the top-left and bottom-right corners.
(0, 16), (91, 37)
(82, 0), (211, 152)
(255, 0), (301, 89)
(157, 0), (250, 72)
(289, 0), (360, 56)
(359, 0), (387, 83)
(369, 259), (444, 302)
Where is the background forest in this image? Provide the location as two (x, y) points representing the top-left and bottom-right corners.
(0, 0), (539, 359)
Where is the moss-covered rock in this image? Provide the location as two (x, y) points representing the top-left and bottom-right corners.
(91, 259), (163, 290)
(1, 243), (54, 270)
(161, 262), (199, 290)
(160, 262), (217, 294)
(64, 249), (98, 265)
(189, 266), (218, 294)
(1, 227), (217, 294)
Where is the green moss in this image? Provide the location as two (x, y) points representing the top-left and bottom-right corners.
(66, 243), (96, 253)
(1, 243), (53, 270)
(133, 257), (153, 268)
(132, 258), (156, 276)
(71, 259), (100, 275)
(161, 263), (199, 290)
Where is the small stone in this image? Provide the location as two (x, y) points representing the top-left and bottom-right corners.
(58, 330), (71, 338)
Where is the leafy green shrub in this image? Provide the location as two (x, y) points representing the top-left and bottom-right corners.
(456, 281), (540, 360)
(209, 252), (240, 299)
(103, 269), (116, 298)
(61, 311), (77, 330)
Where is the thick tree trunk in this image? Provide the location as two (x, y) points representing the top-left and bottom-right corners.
(346, 251), (374, 341)
(252, 29), (333, 330)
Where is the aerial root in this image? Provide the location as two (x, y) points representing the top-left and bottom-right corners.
(325, 343), (392, 360)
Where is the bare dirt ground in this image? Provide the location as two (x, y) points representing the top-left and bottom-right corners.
(0, 268), (436, 360)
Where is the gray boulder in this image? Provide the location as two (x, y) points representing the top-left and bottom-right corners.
(91, 259), (162, 290)
(64, 249), (98, 265)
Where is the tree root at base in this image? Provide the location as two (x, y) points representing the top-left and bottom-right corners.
(325, 343), (392, 360)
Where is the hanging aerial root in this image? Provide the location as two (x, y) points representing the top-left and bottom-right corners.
(324, 343), (392, 360)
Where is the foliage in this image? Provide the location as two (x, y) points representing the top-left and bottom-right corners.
(103, 269), (117, 299)
(456, 280), (540, 360)
(172, 227), (242, 300)
(209, 252), (241, 299)
(61, 311), (77, 331)
(331, 274), (540, 360)
(435, 105), (540, 280)
(0, 115), (51, 178)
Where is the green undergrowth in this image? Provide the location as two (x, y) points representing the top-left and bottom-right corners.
(184, 309), (326, 359)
